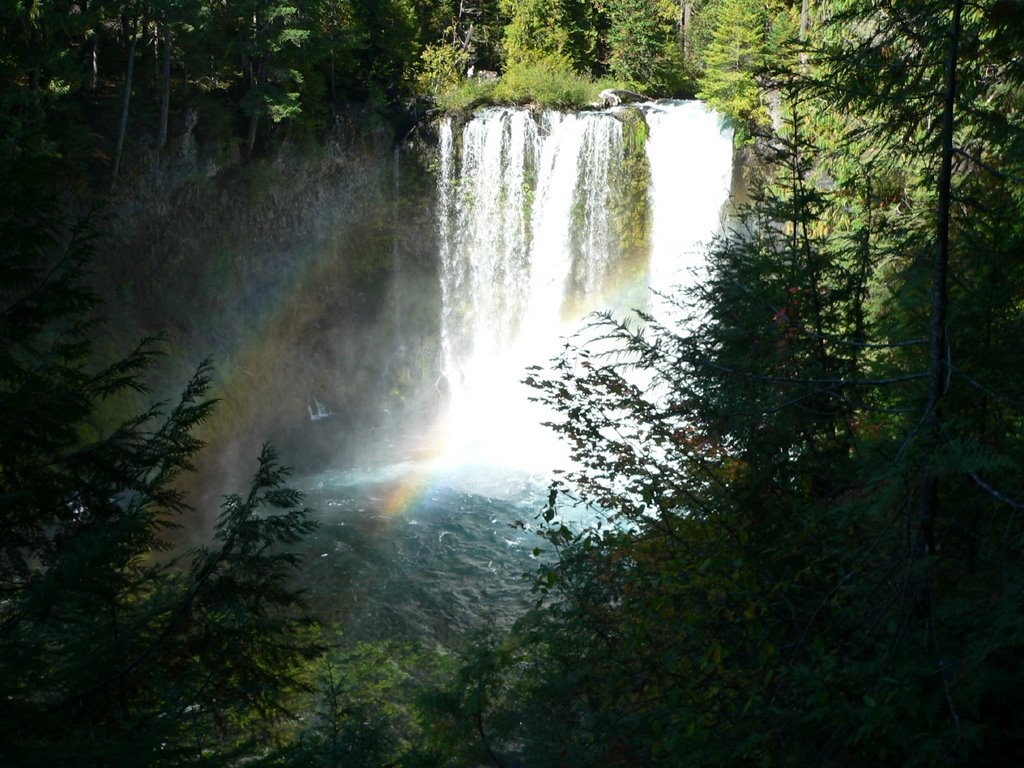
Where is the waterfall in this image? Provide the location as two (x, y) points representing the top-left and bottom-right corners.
(439, 108), (538, 383)
(525, 112), (623, 338)
(436, 101), (732, 469)
(644, 101), (734, 303)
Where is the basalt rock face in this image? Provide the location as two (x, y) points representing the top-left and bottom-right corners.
(100, 107), (444, 508)
(107, 111), (377, 310)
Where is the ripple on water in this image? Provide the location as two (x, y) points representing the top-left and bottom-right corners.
(297, 464), (562, 644)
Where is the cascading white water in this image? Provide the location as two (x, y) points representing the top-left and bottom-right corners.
(525, 112), (623, 338)
(436, 101), (732, 470)
(644, 101), (734, 302)
(572, 113), (621, 298)
(443, 109), (537, 370)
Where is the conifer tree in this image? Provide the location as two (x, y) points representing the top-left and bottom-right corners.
(0, 158), (321, 767)
(602, 0), (669, 84)
(499, 0), (599, 72)
(697, 0), (766, 135)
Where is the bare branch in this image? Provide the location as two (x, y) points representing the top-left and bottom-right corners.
(953, 146), (1024, 184)
(969, 472), (1024, 510)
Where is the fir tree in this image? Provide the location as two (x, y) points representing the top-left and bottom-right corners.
(697, 0), (767, 136)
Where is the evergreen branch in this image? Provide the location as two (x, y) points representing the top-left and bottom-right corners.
(927, 592), (964, 754)
(954, 368), (1023, 409)
(751, 382), (846, 417)
(43, 444), (305, 716)
(952, 147), (1024, 183)
(0, 224), (97, 323)
(894, 408), (932, 463)
(715, 280), (929, 350)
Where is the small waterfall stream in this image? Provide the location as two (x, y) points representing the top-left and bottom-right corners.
(646, 101), (735, 302)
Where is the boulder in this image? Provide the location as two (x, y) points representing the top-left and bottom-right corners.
(597, 88), (650, 107)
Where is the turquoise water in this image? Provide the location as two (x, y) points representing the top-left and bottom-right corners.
(296, 463), (557, 644)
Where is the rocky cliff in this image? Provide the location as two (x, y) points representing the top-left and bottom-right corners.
(99, 107), (444, 515)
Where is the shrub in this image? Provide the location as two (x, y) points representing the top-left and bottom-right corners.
(492, 55), (596, 109)
(435, 77), (499, 113)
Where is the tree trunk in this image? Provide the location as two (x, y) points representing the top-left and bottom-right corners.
(110, 32), (138, 191)
(917, 0), (963, 555)
(800, 0), (810, 39)
(157, 24), (171, 150)
(82, 0), (99, 91)
(683, 3), (692, 58)
(330, 47), (336, 103)
(140, 4), (151, 65)
(242, 50), (259, 156)
(247, 113), (259, 156)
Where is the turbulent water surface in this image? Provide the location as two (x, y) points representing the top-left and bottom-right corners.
(298, 465), (554, 644)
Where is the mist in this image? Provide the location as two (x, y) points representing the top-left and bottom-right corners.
(101, 108), (447, 539)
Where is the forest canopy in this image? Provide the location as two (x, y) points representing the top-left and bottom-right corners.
(0, 0), (797, 183)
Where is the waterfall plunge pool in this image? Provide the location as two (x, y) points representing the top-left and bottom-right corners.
(296, 463), (558, 645)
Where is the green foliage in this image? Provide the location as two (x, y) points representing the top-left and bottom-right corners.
(434, 76), (500, 112)
(175, 445), (321, 747)
(492, 55), (599, 108)
(0, 0), (801, 166)
(0, 165), (321, 765)
(604, 0), (658, 82)
(435, 53), (605, 111)
(499, 0), (600, 73)
(697, 0), (768, 138)
(348, 0), (421, 105)
(418, 28), (472, 97)
(211, 0), (314, 151)
(309, 0), (366, 103)
(601, 0), (683, 89)
(281, 639), (463, 767)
